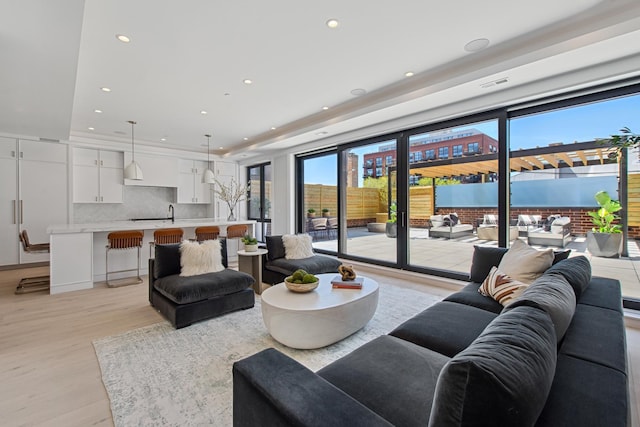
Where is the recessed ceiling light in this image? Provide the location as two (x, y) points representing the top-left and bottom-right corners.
(350, 88), (366, 96)
(219, 146), (224, 149)
(322, 106), (329, 110)
(94, 109), (102, 113)
(160, 138), (166, 142)
(200, 110), (208, 115)
(100, 87), (111, 92)
(243, 137), (249, 141)
(88, 127), (95, 131)
(115, 34), (130, 43)
(271, 127), (277, 130)
(243, 79), (253, 85)
(405, 71), (414, 77)
(326, 19), (339, 29)
(464, 38), (490, 52)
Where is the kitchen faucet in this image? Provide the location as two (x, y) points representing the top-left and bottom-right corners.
(168, 204), (175, 223)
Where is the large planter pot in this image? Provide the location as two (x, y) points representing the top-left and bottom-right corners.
(385, 222), (397, 238)
(586, 231), (622, 258)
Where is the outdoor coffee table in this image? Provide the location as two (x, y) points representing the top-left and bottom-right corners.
(260, 273), (379, 349)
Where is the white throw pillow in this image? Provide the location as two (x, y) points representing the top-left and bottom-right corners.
(497, 239), (553, 284)
(479, 266), (529, 306)
(282, 234), (314, 260)
(179, 239), (224, 277)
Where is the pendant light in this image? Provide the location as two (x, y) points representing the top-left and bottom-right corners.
(124, 120), (143, 180)
(202, 133), (215, 184)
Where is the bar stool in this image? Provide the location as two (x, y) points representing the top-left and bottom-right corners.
(105, 230), (144, 287)
(195, 226), (220, 242)
(16, 230), (50, 294)
(150, 228), (184, 257)
(226, 224), (248, 239)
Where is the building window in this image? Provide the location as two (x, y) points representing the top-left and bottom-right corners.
(425, 149), (435, 160)
(376, 157), (383, 166)
(467, 142), (479, 154)
(365, 159), (373, 167)
(438, 146), (449, 159)
(409, 152), (415, 163)
(453, 145), (463, 157)
(385, 155), (393, 166)
(414, 151), (422, 162)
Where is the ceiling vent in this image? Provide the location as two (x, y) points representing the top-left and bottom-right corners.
(480, 77), (509, 89)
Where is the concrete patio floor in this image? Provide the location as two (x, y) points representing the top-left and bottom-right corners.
(313, 228), (640, 299)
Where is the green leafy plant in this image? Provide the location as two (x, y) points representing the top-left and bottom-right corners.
(241, 235), (258, 245)
(599, 126), (640, 159)
(387, 201), (397, 224)
(307, 208), (315, 214)
(588, 190), (622, 233)
(322, 208), (329, 213)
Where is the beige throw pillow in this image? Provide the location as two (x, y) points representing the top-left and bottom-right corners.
(497, 239), (553, 284)
(282, 234), (314, 259)
(180, 239), (224, 276)
(479, 266), (529, 306)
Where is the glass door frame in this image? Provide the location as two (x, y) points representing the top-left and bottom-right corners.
(246, 162), (271, 242)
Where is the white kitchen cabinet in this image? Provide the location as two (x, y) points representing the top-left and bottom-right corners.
(0, 138), (68, 266)
(177, 159), (212, 204)
(73, 148), (123, 203)
(124, 152), (179, 187)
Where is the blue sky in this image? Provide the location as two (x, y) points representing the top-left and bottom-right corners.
(304, 94), (640, 186)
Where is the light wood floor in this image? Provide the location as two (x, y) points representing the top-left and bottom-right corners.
(0, 265), (638, 426)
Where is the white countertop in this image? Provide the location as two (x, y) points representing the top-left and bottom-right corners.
(47, 218), (256, 234)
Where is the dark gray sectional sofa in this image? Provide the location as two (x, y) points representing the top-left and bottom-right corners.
(233, 246), (628, 426)
(149, 239), (255, 329)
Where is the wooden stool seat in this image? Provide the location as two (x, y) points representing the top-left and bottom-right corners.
(226, 224), (248, 239)
(106, 230), (144, 287)
(150, 228), (184, 257)
(195, 226), (220, 242)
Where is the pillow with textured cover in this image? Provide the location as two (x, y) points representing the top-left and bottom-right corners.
(179, 239), (224, 277)
(497, 239), (553, 284)
(479, 266), (529, 306)
(282, 234), (314, 259)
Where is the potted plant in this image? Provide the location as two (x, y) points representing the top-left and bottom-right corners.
(322, 208), (330, 217)
(241, 235), (259, 252)
(586, 190), (623, 258)
(385, 202), (397, 238)
(307, 208), (316, 218)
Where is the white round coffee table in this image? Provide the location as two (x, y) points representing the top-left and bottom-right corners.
(260, 273), (379, 349)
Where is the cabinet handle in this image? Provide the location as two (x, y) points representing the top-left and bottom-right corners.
(95, 159), (98, 165)
(12, 200), (16, 224)
(19, 151), (23, 159)
(100, 160), (103, 166)
(95, 196), (99, 202)
(100, 196), (104, 202)
(20, 200), (23, 224)
(11, 150), (15, 158)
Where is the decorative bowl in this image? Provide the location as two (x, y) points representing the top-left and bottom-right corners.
(284, 277), (319, 293)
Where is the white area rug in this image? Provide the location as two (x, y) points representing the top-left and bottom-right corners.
(93, 283), (441, 427)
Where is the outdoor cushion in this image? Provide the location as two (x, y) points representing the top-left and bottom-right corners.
(430, 214), (444, 227)
(264, 255), (341, 276)
(153, 269), (254, 304)
(318, 335), (450, 427)
(429, 306), (557, 426)
(550, 216), (571, 234)
(389, 301), (498, 357)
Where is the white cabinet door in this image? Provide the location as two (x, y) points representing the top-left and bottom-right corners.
(193, 160), (211, 204)
(124, 153), (179, 187)
(73, 164), (100, 202)
(99, 150), (122, 169)
(0, 153), (19, 266)
(177, 172), (195, 203)
(0, 137), (18, 159)
(19, 141), (68, 264)
(215, 161), (237, 176)
(74, 147), (99, 166)
(99, 167), (123, 203)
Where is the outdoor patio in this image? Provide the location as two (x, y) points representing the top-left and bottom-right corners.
(313, 227), (640, 299)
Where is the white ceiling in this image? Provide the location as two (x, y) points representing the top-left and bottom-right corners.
(2, 0), (640, 162)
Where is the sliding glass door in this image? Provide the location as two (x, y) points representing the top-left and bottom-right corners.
(247, 163), (271, 241)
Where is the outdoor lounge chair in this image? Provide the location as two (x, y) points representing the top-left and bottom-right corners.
(476, 214), (518, 241)
(516, 214), (543, 236)
(429, 213), (473, 239)
(527, 216), (572, 247)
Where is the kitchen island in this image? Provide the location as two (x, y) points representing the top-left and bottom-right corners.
(47, 219), (255, 294)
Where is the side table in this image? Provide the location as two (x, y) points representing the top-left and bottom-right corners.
(237, 248), (268, 294)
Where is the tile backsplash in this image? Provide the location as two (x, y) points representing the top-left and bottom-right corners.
(73, 186), (210, 223)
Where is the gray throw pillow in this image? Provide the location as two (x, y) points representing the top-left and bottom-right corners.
(265, 235), (286, 261)
(430, 306), (557, 426)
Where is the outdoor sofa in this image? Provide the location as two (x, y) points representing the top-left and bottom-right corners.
(233, 248), (627, 426)
(429, 213), (474, 239)
(476, 214), (518, 240)
(527, 216), (572, 247)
